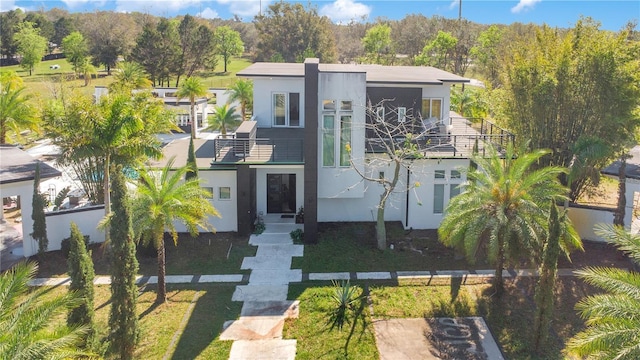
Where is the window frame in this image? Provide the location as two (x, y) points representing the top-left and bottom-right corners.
(219, 186), (231, 200)
(421, 98), (443, 121)
(272, 92), (301, 127)
(322, 114), (336, 167)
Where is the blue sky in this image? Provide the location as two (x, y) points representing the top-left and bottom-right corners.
(3, 0), (638, 31)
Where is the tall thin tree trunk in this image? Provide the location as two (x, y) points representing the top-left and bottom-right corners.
(156, 235), (167, 303)
(376, 202), (386, 250)
(494, 238), (505, 296)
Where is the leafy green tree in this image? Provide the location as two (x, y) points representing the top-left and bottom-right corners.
(62, 31), (88, 77)
(502, 19), (640, 200)
(66, 222), (95, 346)
(108, 164), (139, 359)
(175, 15), (215, 85)
(361, 23), (393, 64)
(450, 86), (489, 120)
(52, 16), (76, 47)
(470, 25), (503, 87)
(0, 71), (37, 144)
(227, 79), (253, 120)
(186, 137), (198, 180)
(215, 26), (244, 73)
(43, 91), (177, 223)
(0, 261), (91, 359)
(205, 104), (241, 138)
(177, 76), (208, 139)
(83, 11), (138, 75)
(79, 58), (97, 87)
(0, 9), (24, 60)
(14, 22), (48, 76)
(31, 162), (48, 254)
(532, 202), (580, 351)
(254, 1), (336, 63)
(132, 160), (219, 303)
(567, 224), (640, 359)
(438, 144), (571, 295)
(415, 30), (458, 72)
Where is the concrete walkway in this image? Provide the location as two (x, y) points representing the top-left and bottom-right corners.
(221, 218), (304, 360)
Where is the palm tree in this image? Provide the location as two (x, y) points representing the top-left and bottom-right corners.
(109, 61), (152, 92)
(438, 144), (570, 295)
(205, 104), (241, 138)
(566, 224), (640, 359)
(0, 73), (37, 144)
(226, 79), (253, 120)
(132, 159), (220, 303)
(176, 77), (208, 139)
(79, 59), (97, 87)
(0, 261), (92, 359)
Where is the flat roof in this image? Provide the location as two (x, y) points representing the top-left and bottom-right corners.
(237, 62), (469, 85)
(0, 145), (62, 184)
(602, 145), (640, 180)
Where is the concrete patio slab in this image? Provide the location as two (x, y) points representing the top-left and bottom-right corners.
(232, 285), (289, 302)
(28, 277), (70, 286)
(228, 339), (297, 360)
(308, 272), (351, 281)
(249, 269), (302, 285)
(220, 316), (286, 340)
(373, 317), (504, 360)
(436, 270), (470, 276)
(198, 274), (244, 283)
(240, 300), (299, 318)
(94, 276), (111, 285)
(256, 244), (304, 258)
(357, 272), (392, 280)
(242, 257), (292, 270)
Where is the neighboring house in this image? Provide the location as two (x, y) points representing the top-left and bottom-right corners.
(94, 86), (236, 136)
(158, 59), (514, 242)
(601, 145), (640, 229)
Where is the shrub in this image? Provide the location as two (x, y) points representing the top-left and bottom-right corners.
(290, 229), (304, 244)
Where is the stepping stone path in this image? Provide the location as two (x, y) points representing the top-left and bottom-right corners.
(222, 221), (304, 360)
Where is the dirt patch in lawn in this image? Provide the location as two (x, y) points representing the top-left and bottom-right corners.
(32, 231), (254, 278)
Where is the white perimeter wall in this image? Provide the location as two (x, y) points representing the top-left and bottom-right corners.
(45, 206), (105, 254)
(251, 77), (305, 128)
(567, 205), (615, 242)
(1, 181), (37, 257)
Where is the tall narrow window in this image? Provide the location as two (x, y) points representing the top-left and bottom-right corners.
(434, 184), (444, 214)
(340, 115), (352, 166)
(273, 93), (286, 125)
(322, 115), (335, 167)
(289, 93), (300, 126)
(398, 107), (407, 122)
(450, 184), (461, 199)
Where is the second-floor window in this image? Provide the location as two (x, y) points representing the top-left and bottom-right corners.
(273, 92), (300, 127)
(422, 98), (443, 121)
(323, 99), (353, 167)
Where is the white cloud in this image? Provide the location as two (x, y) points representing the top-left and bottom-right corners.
(448, 0), (459, 11)
(216, 0), (267, 18)
(511, 0), (541, 13)
(114, 0), (202, 13)
(61, 0), (107, 9)
(320, 0), (371, 23)
(198, 7), (219, 19)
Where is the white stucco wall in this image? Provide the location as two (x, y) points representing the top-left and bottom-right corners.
(254, 165), (304, 216)
(317, 71), (367, 199)
(567, 205), (615, 242)
(407, 159), (468, 229)
(1, 181), (36, 257)
(421, 84), (453, 126)
(45, 206), (105, 252)
(171, 170), (238, 233)
(251, 77), (305, 128)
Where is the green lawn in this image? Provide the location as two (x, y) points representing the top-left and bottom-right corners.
(292, 222), (476, 272)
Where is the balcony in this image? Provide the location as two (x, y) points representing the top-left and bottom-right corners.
(365, 112), (515, 159)
(212, 127), (304, 164)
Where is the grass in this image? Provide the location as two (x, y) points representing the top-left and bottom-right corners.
(286, 276), (596, 360)
(34, 232), (256, 278)
(291, 222), (476, 272)
(3, 56), (253, 103)
(38, 283), (239, 359)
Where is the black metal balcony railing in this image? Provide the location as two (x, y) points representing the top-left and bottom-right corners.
(213, 135), (304, 163)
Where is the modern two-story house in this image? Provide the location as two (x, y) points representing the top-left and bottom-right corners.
(160, 59), (513, 242)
